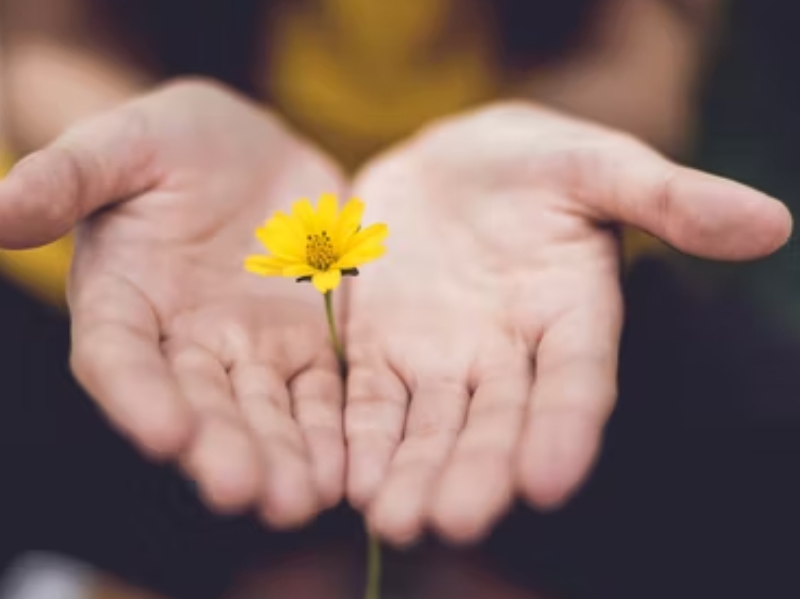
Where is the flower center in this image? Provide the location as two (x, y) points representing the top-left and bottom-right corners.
(306, 231), (337, 270)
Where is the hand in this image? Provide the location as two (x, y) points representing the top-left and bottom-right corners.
(0, 80), (347, 526)
(344, 102), (791, 544)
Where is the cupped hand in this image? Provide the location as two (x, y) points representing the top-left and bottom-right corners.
(343, 102), (792, 544)
(0, 80), (347, 526)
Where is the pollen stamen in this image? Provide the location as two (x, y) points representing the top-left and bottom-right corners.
(306, 231), (336, 270)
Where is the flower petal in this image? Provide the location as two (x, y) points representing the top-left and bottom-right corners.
(292, 199), (317, 234)
(311, 269), (342, 293)
(334, 198), (365, 250)
(316, 193), (339, 232)
(266, 211), (305, 238)
(256, 218), (305, 261)
(283, 263), (317, 277)
(245, 255), (290, 276)
(335, 244), (386, 269)
(344, 223), (389, 253)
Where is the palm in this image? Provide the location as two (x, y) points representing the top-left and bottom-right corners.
(344, 103), (791, 544)
(8, 82), (348, 524)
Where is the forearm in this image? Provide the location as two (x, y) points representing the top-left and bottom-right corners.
(1, 0), (151, 154)
(5, 41), (150, 152)
(0, 0), (152, 306)
(512, 0), (727, 156)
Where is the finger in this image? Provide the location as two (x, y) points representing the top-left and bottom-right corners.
(230, 362), (319, 528)
(587, 142), (792, 259)
(290, 360), (345, 508)
(368, 379), (470, 546)
(430, 364), (531, 544)
(345, 362), (409, 509)
(168, 344), (261, 514)
(0, 105), (156, 248)
(518, 282), (623, 509)
(70, 276), (193, 459)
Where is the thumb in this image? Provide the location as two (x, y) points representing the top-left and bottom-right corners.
(587, 143), (792, 260)
(0, 106), (157, 249)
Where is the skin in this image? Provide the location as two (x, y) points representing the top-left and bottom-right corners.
(2, 0), (151, 150)
(0, 81), (790, 541)
(344, 102), (792, 545)
(0, 0), (787, 547)
(0, 80), (349, 526)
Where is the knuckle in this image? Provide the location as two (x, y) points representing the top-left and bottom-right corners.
(652, 167), (680, 226)
(37, 145), (86, 228)
(49, 104), (155, 220)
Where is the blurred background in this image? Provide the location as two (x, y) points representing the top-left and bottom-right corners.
(1, 0), (800, 597)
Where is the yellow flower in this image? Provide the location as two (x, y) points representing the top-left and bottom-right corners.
(245, 193), (388, 293)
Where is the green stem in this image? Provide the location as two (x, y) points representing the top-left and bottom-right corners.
(365, 530), (382, 599)
(323, 290), (345, 368)
(321, 291), (382, 599)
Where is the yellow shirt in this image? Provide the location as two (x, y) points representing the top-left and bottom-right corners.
(0, 0), (661, 307)
(267, 0), (498, 169)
